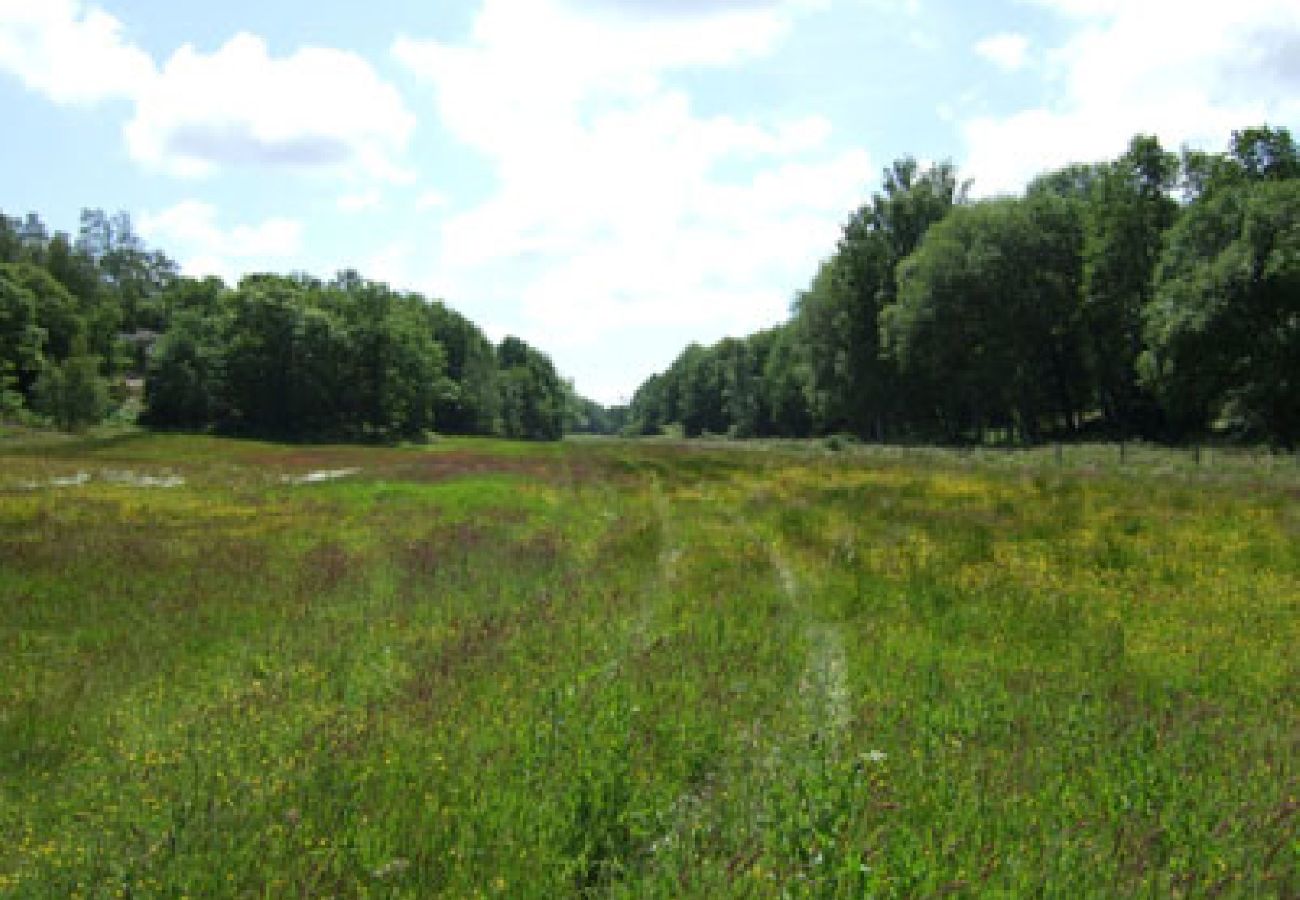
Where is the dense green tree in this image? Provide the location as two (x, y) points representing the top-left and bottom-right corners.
(4, 209), (522, 439)
(325, 278), (445, 440)
(621, 327), (807, 439)
(886, 194), (1087, 442)
(45, 232), (101, 304)
(31, 341), (108, 431)
(1027, 162), (1109, 200)
(0, 268), (46, 401)
(720, 338), (758, 438)
(16, 214), (48, 262)
(426, 301), (500, 435)
(631, 126), (1298, 448)
(563, 384), (622, 435)
(1079, 135), (1179, 437)
(1141, 179), (1300, 445)
(9, 125), (1300, 447)
(157, 275), (227, 326)
(627, 373), (668, 435)
(675, 344), (725, 437)
(796, 158), (965, 439)
(221, 276), (306, 435)
(77, 209), (178, 332)
(792, 257), (853, 433)
(0, 213), (22, 264)
(497, 336), (565, 440)
(0, 361), (22, 418)
(1181, 127), (1300, 203)
(210, 274), (449, 440)
(1230, 126), (1300, 182)
(760, 323), (813, 437)
(1, 262), (83, 362)
(142, 309), (227, 430)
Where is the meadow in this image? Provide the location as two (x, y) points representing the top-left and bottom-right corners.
(0, 432), (1296, 897)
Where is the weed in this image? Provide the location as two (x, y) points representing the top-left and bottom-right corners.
(0, 436), (1295, 896)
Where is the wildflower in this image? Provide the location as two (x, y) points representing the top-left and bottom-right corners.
(864, 750), (887, 764)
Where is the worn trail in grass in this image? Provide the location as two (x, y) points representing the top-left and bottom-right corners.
(1, 434), (1296, 896)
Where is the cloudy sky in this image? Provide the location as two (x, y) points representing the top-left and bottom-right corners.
(2, 0), (1297, 404)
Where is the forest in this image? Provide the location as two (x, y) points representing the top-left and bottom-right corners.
(0, 209), (618, 441)
(3, 125), (1297, 447)
(627, 126), (1300, 448)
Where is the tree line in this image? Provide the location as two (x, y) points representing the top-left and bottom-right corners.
(627, 126), (1300, 448)
(1, 210), (606, 440)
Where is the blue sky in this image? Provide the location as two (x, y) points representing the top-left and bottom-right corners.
(2, 0), (1297, 404)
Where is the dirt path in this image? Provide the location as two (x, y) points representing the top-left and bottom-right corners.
(645, 486), (855, 868)
(770, 547), (851, 751)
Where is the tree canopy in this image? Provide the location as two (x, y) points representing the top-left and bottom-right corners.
(0, 209), (596, 441)
(7, 124), (1298, 447)
(630, 125), (1300, 448)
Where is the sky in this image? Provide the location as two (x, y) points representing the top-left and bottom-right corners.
(1, 0), (1297, 405)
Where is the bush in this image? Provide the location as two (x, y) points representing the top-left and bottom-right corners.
(31, 354), (108, 432)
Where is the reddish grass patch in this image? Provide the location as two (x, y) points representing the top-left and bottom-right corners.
(389, 451), (560, 484)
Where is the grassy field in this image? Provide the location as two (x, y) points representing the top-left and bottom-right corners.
(1, 433), (1296, 897)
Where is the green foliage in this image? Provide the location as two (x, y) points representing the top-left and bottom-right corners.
(1080, 135), (1178, 436)
(800, 159), (966, 438)
(30, 346), (109, 431)
(213, 274), (449, 441)
(627, 329), (792, 439)
(564, 385), (625, 435)
(761, 323), (812, 437)
(632, 126), (1299, 449)
(0, 436), (1294, 895)
(1, 261), (83, 362)
(426, 300), (501, 435)
(1230, 125), (1300, 182)
(1142, 178), (1300, 445)
(0, 360), (24, 419)
(2, 207), (590, 443)
(629, 157), (967, 443)
(497, 336), (565, 440)
(143, 310), (228, 430)
(886, 194), (1087, 442)
(0, 207), (179, 429)
(0, 267), (46, 402)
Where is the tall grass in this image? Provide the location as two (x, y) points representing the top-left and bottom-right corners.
(1, 436), (1295, 896)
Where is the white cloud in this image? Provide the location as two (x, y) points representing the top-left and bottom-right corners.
(974, 32), (1030, 72)
(126, 33), (415, 182)
(415, 190), (448, 211)
(0, 0), (153, 104)
(395, 0), (868, 376)
(337, 189), (383, 213)
(856, 0), (922, 14)
(964, 0), (1300, 195)
(0, 3), (415, 184)
(138, 200), (304, 282)
(1016, 0), (1126, 16)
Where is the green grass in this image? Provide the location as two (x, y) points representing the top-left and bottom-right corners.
(1, 435), (1296, 896)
